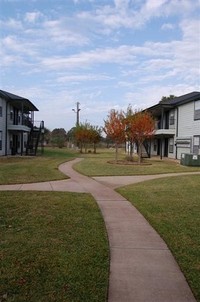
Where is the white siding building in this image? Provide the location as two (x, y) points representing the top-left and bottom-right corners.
(146, 92), (200, 160)
(0, 90), (43, 156)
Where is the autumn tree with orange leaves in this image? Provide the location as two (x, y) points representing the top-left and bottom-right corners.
(104, 109), (126, 161)
(74, 122), (102, 153)
(125, 110), (155, 163)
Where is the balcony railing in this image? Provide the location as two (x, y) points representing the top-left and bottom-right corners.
(7, 113), (33, 128)
(155, 119), (175, 130)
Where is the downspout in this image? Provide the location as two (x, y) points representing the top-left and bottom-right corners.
(21, 131), (23, 156)
(21, 102), (24, 156)
(175, 106), (179, 159)
(160, 106), (164, 160)
(5, 101), (8, 156)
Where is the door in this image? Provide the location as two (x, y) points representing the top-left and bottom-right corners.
(164, 138), (168, 157)
(12, 134), (19, 155)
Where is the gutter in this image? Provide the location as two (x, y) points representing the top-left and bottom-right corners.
(175, 106), (179, 159)
(5, 101), (8, 156)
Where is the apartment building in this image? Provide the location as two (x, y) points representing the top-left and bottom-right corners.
(0, 89), (43, 156)
(146, 91), (200, 159)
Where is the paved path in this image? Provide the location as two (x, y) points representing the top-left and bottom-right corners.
(0, 158), (198, 302)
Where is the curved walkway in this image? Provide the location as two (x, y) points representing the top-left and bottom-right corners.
(0, 158), (198, 302)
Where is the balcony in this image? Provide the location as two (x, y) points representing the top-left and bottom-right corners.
(7, 124), (32, 132)
(7, 114), (33, 132)
(154, 128), (176, 136)
(154, 119), (176, 136)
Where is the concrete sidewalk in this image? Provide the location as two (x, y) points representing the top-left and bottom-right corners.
(0, 158), (197, 302)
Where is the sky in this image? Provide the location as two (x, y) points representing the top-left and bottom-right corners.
(0, 0), (200, 131)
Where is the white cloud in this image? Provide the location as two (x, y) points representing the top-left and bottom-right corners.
(25, 11), (43, 23)
(40, 45), (137, 70)
(0, 18), (23, 29)
(77, 0), (199, 32)
(144, 0), (168, 11)
(161, 23), (175, 30)
(125, 83), (200, 110)
(2, 35), (38, 56)
(43, 19), (89, 46)
(57, 73), (113, 83)
(0, 0), (199, 130)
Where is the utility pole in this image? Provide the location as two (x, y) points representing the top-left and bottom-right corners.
(72, 102), (81, 126)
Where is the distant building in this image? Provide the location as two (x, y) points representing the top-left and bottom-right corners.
(0, 89), (44, 156)
(145, 91), (200, 159)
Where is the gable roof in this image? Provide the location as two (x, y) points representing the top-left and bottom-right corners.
(0, 89), (39, 111)
(146, 91), (200, 116)
(162, 91), (200, 106)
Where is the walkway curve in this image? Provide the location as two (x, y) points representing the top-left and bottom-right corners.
(0, 158), (198, 302)
(59, 159), (196, 302)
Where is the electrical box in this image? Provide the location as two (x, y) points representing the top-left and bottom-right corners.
(180, 153), (200, 166)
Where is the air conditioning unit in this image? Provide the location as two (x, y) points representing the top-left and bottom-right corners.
(180, 153), (200, 166)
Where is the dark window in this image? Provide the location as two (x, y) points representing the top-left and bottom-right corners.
(10, 111), (13, 120)
(0, 106), (2, 117)
(194, 100), (200, 120)
(0, 131), (2, 150)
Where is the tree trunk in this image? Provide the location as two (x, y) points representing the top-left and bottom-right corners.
(80, 142), (83, 153)
(93, 143), (96, 154)
(115, 143), (118, 162)
(130, 141), (133, 161)
(138, 142), (142, 164)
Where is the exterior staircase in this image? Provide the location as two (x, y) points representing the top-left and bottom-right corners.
(26, 121), (44, 156)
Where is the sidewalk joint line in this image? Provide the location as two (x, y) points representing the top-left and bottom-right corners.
(110, 246), (169, 251)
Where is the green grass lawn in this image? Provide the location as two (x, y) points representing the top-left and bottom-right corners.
(0, 191), (109, 302)
(74, 149), (200, 176)
(1, 147), (200, 185)
(0, 148), (78, 185)
(1, 146), (200, 301)
(117, 175), (200, 301)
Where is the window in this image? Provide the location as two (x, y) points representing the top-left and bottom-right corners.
(0, 131), (2, 150)
(169, 138), (174, 153)
(194, 100), (200, 120)
(10, 110), (13, 120)
(0, 106), (2, 117)
(169, 111), (175, 125)
(193, 136), (200, 154)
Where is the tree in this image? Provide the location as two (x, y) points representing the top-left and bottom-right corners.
(159, 95), (176, 103)
(43, 127), (51, 145)
(88, 125), (102, 154)
(66, 127), (76, 147)
(104, 109), (126, 161)
(74, 123), (90, 153)
(51, 128), (67, 148)
(74, 123), (102, 153)
(129, 111), (155, 163)
(124, 104), (135, 161)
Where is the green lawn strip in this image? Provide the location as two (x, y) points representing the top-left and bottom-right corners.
(0, 148), (77, 185)
(0, 191), (109, 302)
(74, 155), (200, 176)
(117, 175), (200, 301)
